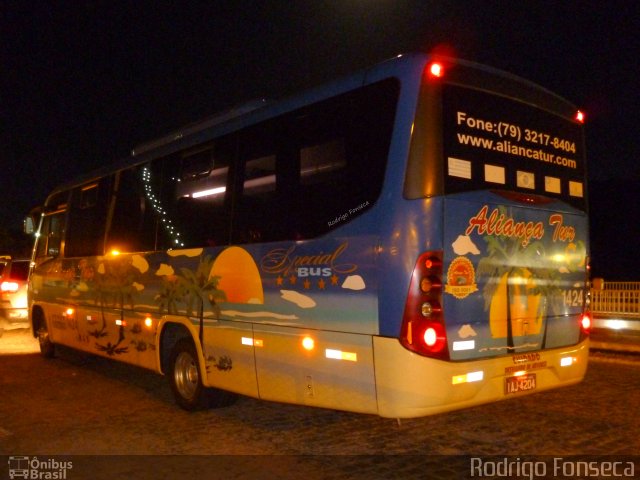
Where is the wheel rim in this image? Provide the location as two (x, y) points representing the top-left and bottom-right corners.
(37, 328), (49, 348)
(174, 351), (199, 401)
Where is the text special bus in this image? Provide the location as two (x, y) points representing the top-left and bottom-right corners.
(27, 53), (591, 418)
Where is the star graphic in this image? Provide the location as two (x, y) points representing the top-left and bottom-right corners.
(289, 275), (297, 284)
(303, 279), (311, 289)
(318, 278), (326, 290)
(276, 276), (284, 286)
(331, 274), (339, 285)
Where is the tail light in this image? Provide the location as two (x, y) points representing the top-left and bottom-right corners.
(580, 311), (591, 339)
(400, 251), (449, 360)
(580, 259), (591, 340)
(1, 281), (20, 293)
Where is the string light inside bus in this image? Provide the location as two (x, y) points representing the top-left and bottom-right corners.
(142, 166), (185, 247)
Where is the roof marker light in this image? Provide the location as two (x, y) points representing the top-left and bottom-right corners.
(428, 62), (444, 78)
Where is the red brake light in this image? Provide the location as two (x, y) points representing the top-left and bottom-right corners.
(580, 313), (592, 332)
(400, 251), (449, 360)
(423, 323), (447, 352)
(1, 281), (19, 293)
(575, 110), (585, 123)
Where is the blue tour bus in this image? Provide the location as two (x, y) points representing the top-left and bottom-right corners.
(28, 53), (591, 418)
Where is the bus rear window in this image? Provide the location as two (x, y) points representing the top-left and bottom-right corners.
(442, 84), (586, 210)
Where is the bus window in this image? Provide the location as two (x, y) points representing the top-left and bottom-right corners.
(244, 155), (276, 196)
(35, 190), (69, 259)
(440, 84), (586, 210)
(36, 211), (66, 259)
(107, 166), (157, 253)
(65, 177), (111, 257)
(143, 136), (236, 249)
(300, 139), (347, 185)
(291, 79), (399, 238)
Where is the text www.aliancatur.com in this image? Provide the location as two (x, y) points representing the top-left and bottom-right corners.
(457, 133), (578, 169)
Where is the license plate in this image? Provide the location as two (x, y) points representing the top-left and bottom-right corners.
(505, 373), (537, 395)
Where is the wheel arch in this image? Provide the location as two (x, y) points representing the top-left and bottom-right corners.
(158, 319), (204, 377)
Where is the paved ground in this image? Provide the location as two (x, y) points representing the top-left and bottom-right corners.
(0, 329), (638, 479)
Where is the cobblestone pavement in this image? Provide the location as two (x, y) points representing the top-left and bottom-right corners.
(0, 330), (638, 479)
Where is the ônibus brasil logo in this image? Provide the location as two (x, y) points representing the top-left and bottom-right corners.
(7, 456), (73, 479)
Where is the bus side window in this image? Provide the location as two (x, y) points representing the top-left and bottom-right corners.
(107, 166), (157, 253)
(289, 79), (399, 238)
(65, 177), (111, 257)
(36, 211), (66, 259)
(233, 121), (282, 244)
(170, 137), (234, 248)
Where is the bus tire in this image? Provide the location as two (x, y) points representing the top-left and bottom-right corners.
(167, 338), (236, 411)
(36, 316), (55, 358)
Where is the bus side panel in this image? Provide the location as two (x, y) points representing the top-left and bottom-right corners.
(199, 319), (259, 398)
(30, 256), (163, 370)
(253, 325), (378, 414)
(373, 336), (589, 418)
(376, 197), (445, 337)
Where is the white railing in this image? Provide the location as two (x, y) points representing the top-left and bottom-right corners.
(591, 280), (640, 317)
(597, 281), (640, 291)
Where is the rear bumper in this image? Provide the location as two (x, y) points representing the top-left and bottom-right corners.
(373, 336), (589, 418)
(0, 306), (29, 327)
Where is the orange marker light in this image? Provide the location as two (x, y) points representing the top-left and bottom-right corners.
(302, 336), (315, 351)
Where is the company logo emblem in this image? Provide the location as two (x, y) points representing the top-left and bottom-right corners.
(445, 257), (478, 299)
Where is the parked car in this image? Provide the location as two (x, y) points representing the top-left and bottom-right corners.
(0, 256), (30, 330)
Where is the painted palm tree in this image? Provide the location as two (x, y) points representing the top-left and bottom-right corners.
(88, 260), (109, 339)
(156, 275), (184, 315)
(178, 255), (226, 344)
(93, 255), (141, 355)
(475, 206), (563, 345)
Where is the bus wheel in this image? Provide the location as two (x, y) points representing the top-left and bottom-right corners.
(167, 338), (237, 410)
(37, 323), (55, 358)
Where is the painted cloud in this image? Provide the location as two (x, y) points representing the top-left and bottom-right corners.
(156, 263), (175, 276)
(280, 290), (316, 309)
(458, 324), (478, 339)
(342, 275), (366, 291)
(452, 235), (481, 255)
(167, 248), (203, 257)
(131, 255), (149, 273)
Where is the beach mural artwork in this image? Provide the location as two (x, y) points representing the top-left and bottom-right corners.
(443, 199), (588, 360)
(31, 237), (378, 368)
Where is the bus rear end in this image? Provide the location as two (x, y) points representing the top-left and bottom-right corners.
(375, 57), (590, 418)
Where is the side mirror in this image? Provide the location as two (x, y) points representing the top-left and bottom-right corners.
(23, 216), (38, 235)
(24, 207), (42, 235)
(24, 216), (36, 234)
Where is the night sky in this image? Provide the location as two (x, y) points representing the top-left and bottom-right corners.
(2, 1), (639, 278)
